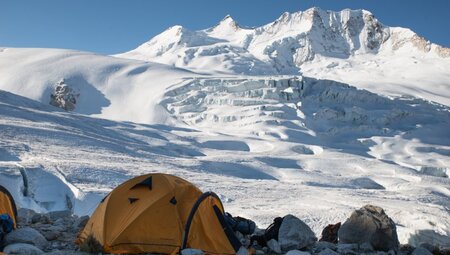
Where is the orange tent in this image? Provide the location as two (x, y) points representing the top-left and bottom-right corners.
(0, 185), (17, 229)
(77, 173), (242, 254)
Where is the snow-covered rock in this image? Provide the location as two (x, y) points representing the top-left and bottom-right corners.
(278, 214), (317, 252)
(338, 205), (399, 252)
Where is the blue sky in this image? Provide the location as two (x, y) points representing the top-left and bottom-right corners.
(1, 0), (449, 54)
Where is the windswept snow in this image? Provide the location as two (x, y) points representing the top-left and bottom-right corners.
(0, 6), (450, 248)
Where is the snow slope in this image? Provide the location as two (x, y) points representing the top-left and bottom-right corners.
(116, 7), (450, 106)
(0, 47), (194, 124)
(1, 76), (449, 246)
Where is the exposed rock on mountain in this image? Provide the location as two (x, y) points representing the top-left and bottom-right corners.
(50, 79), (79, 111)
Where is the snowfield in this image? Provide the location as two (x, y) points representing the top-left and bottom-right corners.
(0, 7), (450, 248)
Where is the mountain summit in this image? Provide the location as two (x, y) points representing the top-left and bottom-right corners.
(116, 7), (450, 75)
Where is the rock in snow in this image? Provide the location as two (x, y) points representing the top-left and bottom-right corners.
(49, 79), (79, 111)
(278, 214), (317, 252)
(338, 204), (399, 252)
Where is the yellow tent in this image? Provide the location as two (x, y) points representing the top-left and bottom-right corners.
(77, 173), (242, 254)
(0, 185), (17, 229)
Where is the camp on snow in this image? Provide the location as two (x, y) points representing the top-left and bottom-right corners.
(76, 173), (244, 254)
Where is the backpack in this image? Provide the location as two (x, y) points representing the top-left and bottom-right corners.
(250, 216), (284, 247)
(0, 214), (14, 241)
(224, 212), (256, 235)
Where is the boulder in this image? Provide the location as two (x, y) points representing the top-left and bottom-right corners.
(412, 247), (433, 255)
(53, 218), (65, 226)
(267, 239), (282, 254)
(44, 251), (90, 255)
(5, 227), (48, 250)
(42, 229), (60, 241)
(319, 222), (341, 243)
(31, 214), (43, 224)
(318, 248), (339, 255)
(180, 249), (204, 255)
(73, 215), (89, 230)
(254, 250), (265, 255)
(17, 208), (38, 224)
(359, 242), (374, 253)
(419, 243), (439, 254)
(399, 244), (415, 254)
(45, 210), (72, 221)
(338, 205), (399, 252)
(285, 250), (311, 255)
(278, 214), (317, 252)
(336, 243), (358, 254)
(313, 241), (337, 253)
(3, 243), (44, 255)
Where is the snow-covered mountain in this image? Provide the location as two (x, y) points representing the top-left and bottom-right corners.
(116, 8), (450, 70)
(0, 7), (450, 248)
(116, 7), (450, 106)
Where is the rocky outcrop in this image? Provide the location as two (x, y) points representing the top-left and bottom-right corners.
(49, 79), (79, 111)
(435, 45), (450, 58)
